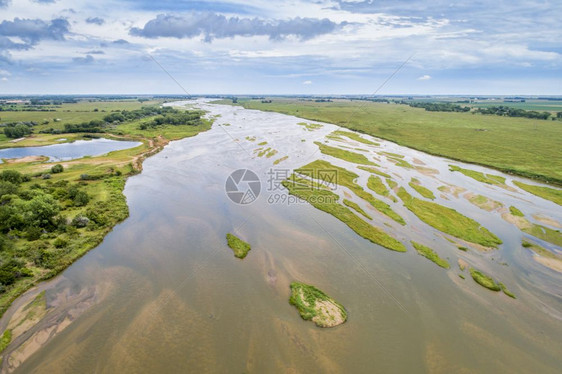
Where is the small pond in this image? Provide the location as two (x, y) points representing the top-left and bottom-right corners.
(0, 138), (142, 163)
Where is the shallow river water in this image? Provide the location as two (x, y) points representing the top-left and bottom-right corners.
(1, 100), (561, 373)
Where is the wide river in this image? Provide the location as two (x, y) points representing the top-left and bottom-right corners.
(1, 100), (561, 373)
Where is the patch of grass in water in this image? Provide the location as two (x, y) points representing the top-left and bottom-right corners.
(499, 282), (516, 299)
(411, 242), (450, 269)
(386, 178), (398, 189)
(522, 225), (562, 247)
(513, 180), (562, 206)
(458, 246), (469, 251)
(282, 174), (406, 252)
(332, 130), (380, 146)
(315, 142), (376, 166)
(266, 149), (278, 158)
(509, 206), (524, 217)
(449, 165), (506, 185)
(245, 136), (256, 141)
(289, 282), (347, 328)
(357, 166), (391, 179)
(297, 160), (405, 225)
(469, 267), (501, 292)
(367, 175), (397, 202)
(409, 178), (436, 200)
(522, 240), (560, 259)
(343, 199), (372, 220)
(257, 141), (268, 146)
(226, 233), (251, 259)
(273, 155), (289, 165)
(297, 122), (323, 131)
(382, 151), (404, 159)
(468, 194), (503, 211)
(397, 188), (502, 248)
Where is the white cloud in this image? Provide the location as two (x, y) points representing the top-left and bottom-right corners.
(417, 74), (431, 80)
(1, 77), (8, 81)
(303, 80), (312, 84)
(0, 69), (11, 76)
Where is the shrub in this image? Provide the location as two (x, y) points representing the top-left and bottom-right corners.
(53, 237), (67, 248)
(71, 215), (89, 228)
(51, 164), (64, 174)
(73, 191), (90, 207)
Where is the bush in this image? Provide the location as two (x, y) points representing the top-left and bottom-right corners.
(26, 226), (43, 241)
(51, 164), (64, 174)
(0, 170), (25, 184)
(73, 191), (90, 207)
(71, 215), (89, 228)
(42, 174), (51, 180)
(53, 237), (67, 248)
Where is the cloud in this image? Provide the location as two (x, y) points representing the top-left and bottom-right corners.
(417, 74), (431, 80)
(0, 0), (9, 8)
(72, 54), (94, 64)
(31, 0), (58, 3)
(303, 80), (312, 84)
(1, 77), (7, 81)
(130, 13), (345, 42)
(0, 17), (70, 44)
(112, 39), (129, 44)
(86, 17), (105, 25)
(0, 69), (11, 76)
(86, 50), (105, 54)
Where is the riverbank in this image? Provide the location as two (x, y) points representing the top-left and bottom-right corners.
(0, 111), (212, 317)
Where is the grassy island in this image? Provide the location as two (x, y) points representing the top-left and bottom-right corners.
(289, 282), (347, 328)
(226, 233), (252, 259)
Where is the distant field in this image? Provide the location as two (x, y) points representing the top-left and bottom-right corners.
(0, 100), (163, 128)
(0, 100), (164, 147)
(223, 99), (562, 184)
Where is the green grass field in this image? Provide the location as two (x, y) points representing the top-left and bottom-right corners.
(228, 99), (562, 184)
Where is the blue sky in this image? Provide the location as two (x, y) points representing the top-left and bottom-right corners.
(0, 0), (561, 94)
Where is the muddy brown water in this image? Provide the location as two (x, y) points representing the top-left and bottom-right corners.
(1, 100), (561, 373)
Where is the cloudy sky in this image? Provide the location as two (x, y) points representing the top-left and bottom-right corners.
(0, 0), (561, 94)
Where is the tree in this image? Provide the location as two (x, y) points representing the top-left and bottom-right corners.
(0, 170), (24, 184)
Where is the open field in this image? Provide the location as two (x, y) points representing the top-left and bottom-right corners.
(224, 99), (562, 184)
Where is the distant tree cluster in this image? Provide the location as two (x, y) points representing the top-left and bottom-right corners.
(475, 106), (551, 120)
(403, 101), (471, 112)
(139, 110), (203, 129)
(2, 122), (35, 138)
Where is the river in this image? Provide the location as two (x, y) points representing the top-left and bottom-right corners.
(1, 100), (561, 373)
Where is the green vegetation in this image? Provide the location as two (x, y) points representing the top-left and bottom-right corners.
(468, 194), (503, 211)
(509, 206), (524, 217)
(273, 155), (289, 165)
(449, 165), (505, 185)
(469, 268), (501, 291)
(499, 283), (516, 299)
(397, 188), (502, 248)
(343, 199), (372, 220)
(245, 136), (256, 141)
(331, 130), (379, 146)
(357, 166), (391, 179)
(0, 329), (11, 354)
(297, 122), (323, 131)
(458, 246), (468, 252)
(403, 101), (470, 113)
(409, 178), (435, 200)
(522, 224), (562, 247)
(289, 282), (347, 327)
(381, 151), (404, 159)
(411, 242), (450, 269)
(367, 175), (397, 202)
(296, 160), (405, 225)
(475, 106), (551, 120)
(315, 142), (375, 166)
(226, 233), (251, 259)
(283, 170), (406, 252)
(522, 240), (559, 260)
(513, 181), (562, 206)
(386, 179), (398, 189)
(229, 99), (562, 184)
(257, 141), (268, 146)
